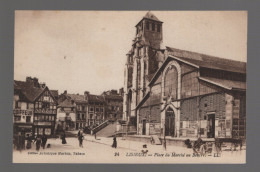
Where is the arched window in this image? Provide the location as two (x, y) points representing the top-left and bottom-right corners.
(164, 66), (178, 100)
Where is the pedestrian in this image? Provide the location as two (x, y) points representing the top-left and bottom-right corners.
(34, 135), (42, 151)
(78, 133), (84, 148)
(20, 132), (26, 150)
(78, 129), (81, 137)
(111, 135), (117, 148)
(26, 134), (32, 149)
(41, 134), (48, 149)
(61, 132), (67, 144)
(17, 132), (23, 151)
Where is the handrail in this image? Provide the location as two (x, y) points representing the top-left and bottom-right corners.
(91, 120), (110, 135)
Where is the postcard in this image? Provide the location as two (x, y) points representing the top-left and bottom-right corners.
(13, 11), (247, 163)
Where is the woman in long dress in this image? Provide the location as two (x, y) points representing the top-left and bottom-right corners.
(61, 132), (67, 144)
(112, 136), (117, 148)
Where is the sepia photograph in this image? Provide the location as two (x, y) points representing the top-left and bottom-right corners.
(13, 11), (247, 163)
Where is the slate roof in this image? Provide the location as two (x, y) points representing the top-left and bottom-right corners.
(143, 11), (162, 23)
(88, 94), (105, 103)
(58, 98), (75, 108)
(50, 90), (58, 100)
(198, 77), (246, 91)
(104, 94), (123, 101)
(14, 80), (45, 102)
(67, 94), (86, 103)
(166, 47), (246, 74)
(135, 11), (163, 27)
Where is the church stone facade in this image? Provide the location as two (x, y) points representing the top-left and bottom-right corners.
(123, 12), (246, 140)
(123, 12), (166, 125)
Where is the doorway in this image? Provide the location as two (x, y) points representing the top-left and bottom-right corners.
(165, 107), (175, 137)
(207, 113), (215, 138)
(142, 119), (146, 135)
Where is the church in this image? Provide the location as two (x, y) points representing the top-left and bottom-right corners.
(123, 12), (246, 141)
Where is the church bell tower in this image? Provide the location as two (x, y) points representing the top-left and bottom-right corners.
(123, 12), (164, 126)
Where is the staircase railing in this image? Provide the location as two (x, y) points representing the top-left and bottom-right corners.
(91, 120), (110, 135)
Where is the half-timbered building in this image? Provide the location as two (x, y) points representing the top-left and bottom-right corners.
(14, 77), (58, 137)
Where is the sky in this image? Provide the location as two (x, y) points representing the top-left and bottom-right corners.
(14, 11), (247, 95)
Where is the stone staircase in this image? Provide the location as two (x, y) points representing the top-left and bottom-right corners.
(95, 122), (118, 137)
(91, 120), (110, 135)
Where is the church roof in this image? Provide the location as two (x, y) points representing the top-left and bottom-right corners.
(136, 11), (163, 27)
(198, 76), (246, 91)
(148, 47), (247, 87)
(166, 47), (246, 74)
(143, 11), (162, 22)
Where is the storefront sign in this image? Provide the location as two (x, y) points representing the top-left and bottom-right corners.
(13, 109), (33, 116)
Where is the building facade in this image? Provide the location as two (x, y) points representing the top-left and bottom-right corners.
(102, 89), (123, 122)
(123, 12), (246, 140)
(14, 77), (58, 137)
(123, 12), (165, 127)
(85, 91), (105, 128)
(58, 91), (105, 130)
(56, 94), (76, 131)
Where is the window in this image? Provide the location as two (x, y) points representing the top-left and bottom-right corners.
(26, 116), (31, 123)
(157, 24), (160, 32)
(82, 106), (85, 111)
(152, 23), (155, 31)
(39, 102), (42, 108)
(146, 21), (149, 30)
(96, 108), (99, 112)
(42, 102), (50, 109)
(90, 114), (93, 119)
(77, 114), (81, 120)
(164, 66), (178, 100)
(90, 107), (94, 112)
(14, 116), (21, 121)
(38, 115), (44, 121)
(100, 108), (103, 112)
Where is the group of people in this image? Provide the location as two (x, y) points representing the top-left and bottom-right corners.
(35, 134), (48, 151)
(13, 132), (48, 152)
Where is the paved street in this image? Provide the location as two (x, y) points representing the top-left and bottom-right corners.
(13, 134), (246, 164)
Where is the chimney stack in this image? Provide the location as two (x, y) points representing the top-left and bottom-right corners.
(84, 91), (89, 101)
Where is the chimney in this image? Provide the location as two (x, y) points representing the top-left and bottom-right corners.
(119, 88), (124, 95)
(26, 76), (33, 83)
(64, 90), (67, 95)
(40, 82), (46, 88)
(84, 91), (89, 101)
(26, 76), (39, 87)
(111, 90), (117, 95)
